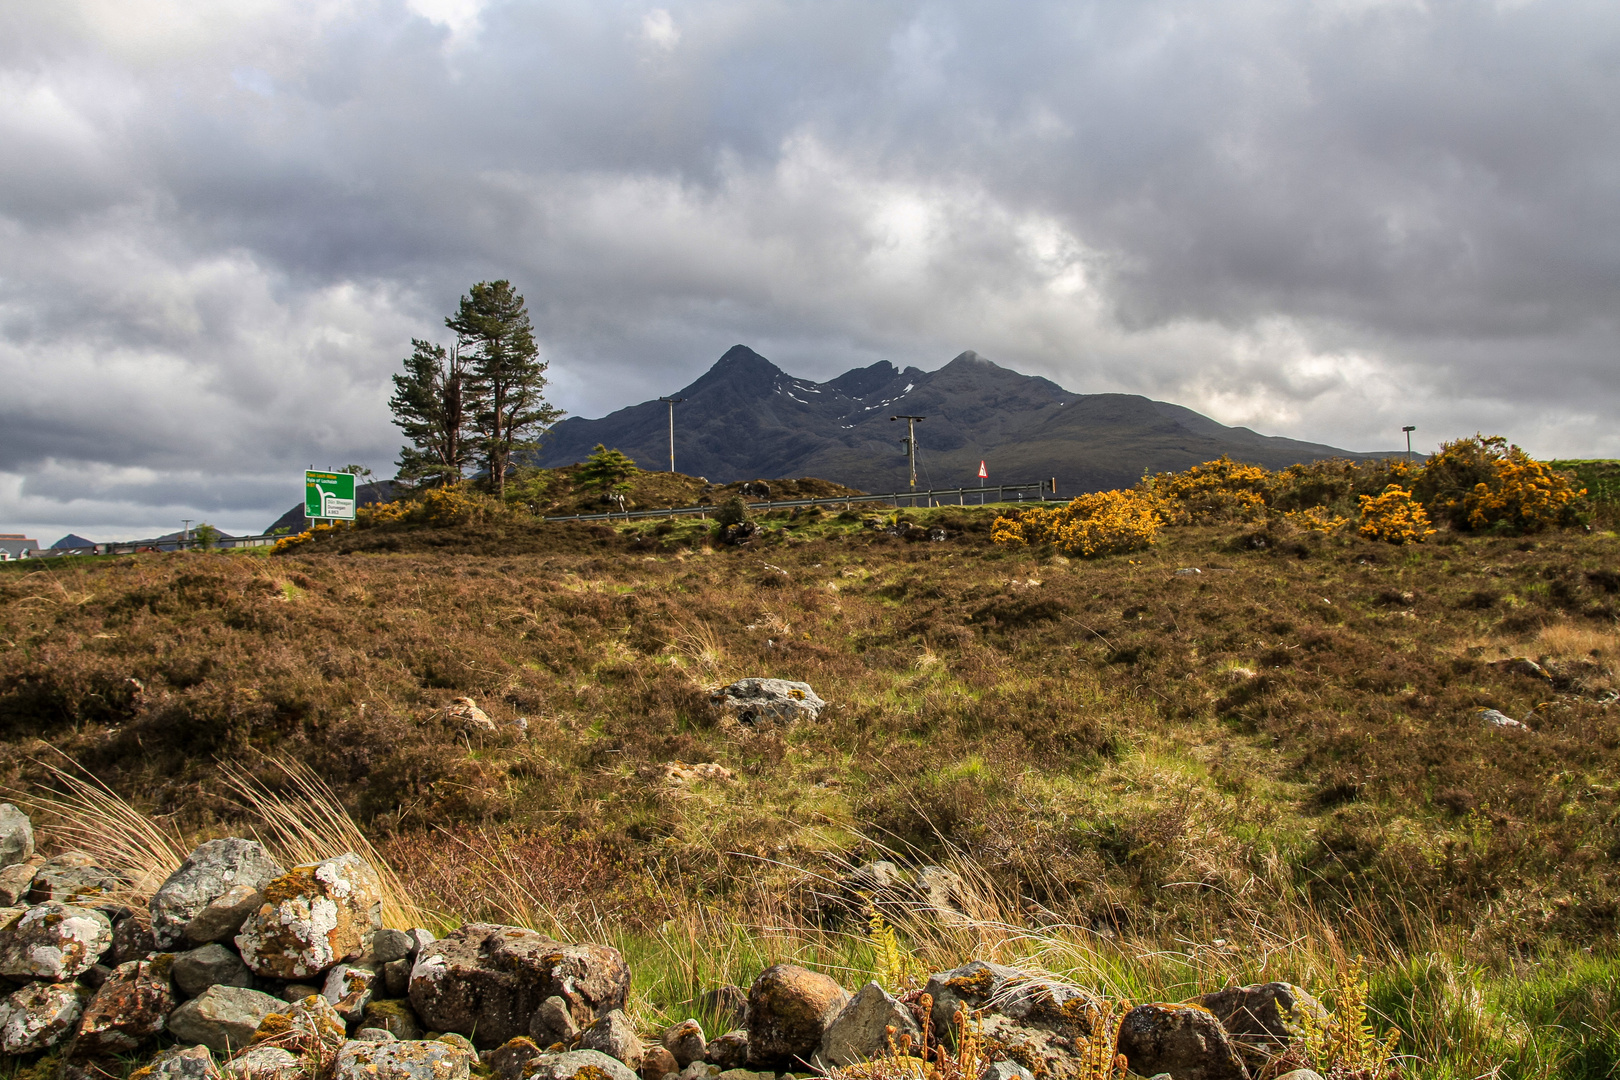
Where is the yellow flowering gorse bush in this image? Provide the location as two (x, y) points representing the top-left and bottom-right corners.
(1357, 485), (1435, 544)
(993, 490), (1160, 557)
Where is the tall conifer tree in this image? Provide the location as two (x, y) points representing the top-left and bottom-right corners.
(445, 280), (561, 499)
(388, 338), (470, 486)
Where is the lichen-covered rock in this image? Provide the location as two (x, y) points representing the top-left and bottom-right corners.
(150, 840), (284, 951)
(711, 679), (825, 726)
(577, 1008), (643, 1069)
(1197, 983), (1326, 1054)
(174, 943), (254, 998)
(110, 910), (158, 966)
(362, 999), (424, 1041)
(223, 1045), (303, 1080)
(129, 1043), (222, 1080)
(0, 862), (36, 906)
(333, 1037), (474, 1080)
(488, 1037), (544, 1080)
(923, 963), (1102, 1078)
(408, 923), (629, 1050)
(324, 962), (380, 1024)
(27, 853), (125, 905)
(0, 902), (113, 980)
(702, 1032), (748, 1071)
(186, 885), (264, 946)
(526, 1049), (639, 1080)
(445, 698), (498, 734)
(923, 960), (1024, 1044)
(662, 1020), (707, 1068)
(0, 980), (88, 1053)
(1116, 1004), (1250, 1080)
(744, 964), (849, 1067)
(0, 804), (33, 868)
(71, 957), (176, 1053)
(359, 1028), (398, 1042)
(813, 980), (920, 1069)
(235, 853), (381, 979)
(251, 994), (349, 1054)
(168, 985), (286, 1053)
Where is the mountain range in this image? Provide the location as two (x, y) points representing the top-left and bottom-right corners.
(532, 346), (1389, 494)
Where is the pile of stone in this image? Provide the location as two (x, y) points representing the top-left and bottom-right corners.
(0, 804), (1331, 1080)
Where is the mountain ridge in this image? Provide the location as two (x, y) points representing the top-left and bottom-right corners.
(532, 346), (1390, 493)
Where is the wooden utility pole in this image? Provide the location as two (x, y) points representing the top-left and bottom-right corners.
(659, 397), (686, 473)
(891, 415), (925, 505)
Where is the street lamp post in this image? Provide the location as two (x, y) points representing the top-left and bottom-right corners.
(659, 397), (686, 473)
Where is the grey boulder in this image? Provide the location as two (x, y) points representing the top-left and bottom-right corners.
(185, 884), (263, 945)
(577, 1008), (643, 1068)
(813, 980), (920, 1069)
(132, 1044), (222, 1080)
(0, 980), (88, 1053)
(151, 839), (284, 950)
(174, 943), (255, 998)
(0, 902), (113, 980)
(662, 1019), (707, 1067)
(333, 1038), (474, 1080)
(745, 964), (848, 1066)
(324, 962), (380, 1024)
(70, 957), (176, 1054)
(223, 1046), (304, 1080)
(1116, 1003), (1251, 1080)
(27, 852), (124, 904)
(1198, 982), (1327, 1054)
(168, 984), (286, 1053)
(526, 1050), (639, 1080)
(0, 804), (33, 868)
(710, 679), (826, 725)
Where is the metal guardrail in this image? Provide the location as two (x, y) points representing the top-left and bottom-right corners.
(7, 533), (286, 559)
(543, 481), (1055, 523)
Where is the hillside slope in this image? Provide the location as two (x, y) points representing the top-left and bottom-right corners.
(535, 346), (1392, 492)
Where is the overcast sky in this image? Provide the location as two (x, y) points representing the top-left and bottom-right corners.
(3, 0), (1618, 540)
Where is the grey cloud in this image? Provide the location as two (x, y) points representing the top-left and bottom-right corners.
(2, 0), (1618, 538)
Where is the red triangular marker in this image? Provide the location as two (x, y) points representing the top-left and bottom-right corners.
(978, 460), (988, 479)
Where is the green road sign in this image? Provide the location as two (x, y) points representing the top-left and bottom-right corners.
(305, 471), (357, 520)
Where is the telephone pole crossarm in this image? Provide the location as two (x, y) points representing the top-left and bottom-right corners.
(659, 396), (687, 473)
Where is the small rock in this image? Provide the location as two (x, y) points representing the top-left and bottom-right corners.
(716, 1070), (776, 1080)
(362, 999), (424, 1041)
(578, 1008), (643, 1069)
(746, 964), (848, 1066)
(1198, 983), (1327, 1052)
(283, 983), (321, 1002)
(527, 1049), (639, 1080)
(84, 962), (115, 988)
(185, 884), (263, 945)
(223, 1046), (304, 1080)
(1274, 1072), (1324, 1080)
(662, 763), (736, 785)
(168, 984), (287, 1053)
(1490, 657), (1551, 681)
(710, 679), (826, 726)
(437, 1032), (477, 1053)
(663, 1019), (707, 1067)
(0, 902), (113, 980)
(1174, 568), (1202, 576)
(409, 923), (629, 1049)
(982, 1064), (1036, 1080)
(532, 995), (579, 1045)
(1116, 1003), (1250, 1080)
(236, 853), (383, 979)
(488, 1036), (544, 1080)
(813, 980), (921, 1069)
(923, 961), (1023, 1047)
(323, 962), (380, 1024)
(254, 993), (349, 1050)
(28, 852), (124, 904)
(642, 1045), (679, 1080)
(334, 1038), (474, 1080)
(677, 1064), (719, 1080)
(404, 928), (436, 957)
(110, 910), (158, 966)
(151, 840), (284, 951)
(1478, 708), (1529, 730)
(174, 943), (255, 998)
(129, 1044), (222, 1080)
(0, 862), (35, 906)
(0, 805), (34, 868)
(71, 957), (177, 1054)
(368, 928), (415, 964)
(703, 1032), (749, 1071)
(385, 958), (412, 998)
(446, 697), (497, 733)
(356, 1027), (398, 1042)
(0, 980), (88, 1053)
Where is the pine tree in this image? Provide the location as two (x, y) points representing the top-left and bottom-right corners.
(388, 338), (470, 486)
(446, 280), (562, 499)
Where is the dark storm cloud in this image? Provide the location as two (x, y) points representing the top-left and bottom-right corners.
(2, 0), (1618, 538)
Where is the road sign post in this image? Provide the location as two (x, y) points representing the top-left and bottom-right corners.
(304, 471), (357, 524)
